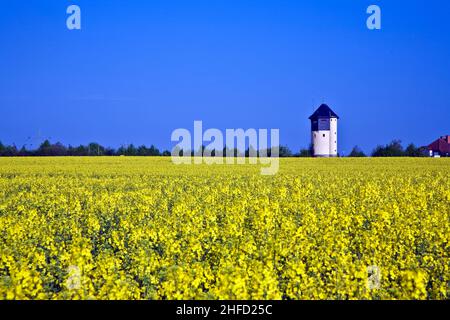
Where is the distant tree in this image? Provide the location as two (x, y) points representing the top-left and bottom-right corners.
(417, 146), (428, 157)
(405, 143), (425, 157)
(245, 145), (258, 158)
(389, 140), (405, 156)
(75, 145), (89, 156)
(18, 145), (29, 156)
(259, 148), (271, 157)
(1, 144), (18, 156)
(116, 145), (126, 156)
(38, 140), (52, 155)
(222, 147), (241, 157)
(87, 142), (105, 156)
(372, 140), (404, 157)
(67, 145), (75, 156)
(297, 147), (312, 157)
(171, 145), (186, 157)
(36, 140), (67, 156)
(162, 150), (171, 157)
(207, 148), (222, 157)
(126, 144), (137, 156)
(222, 147), (228, 158)
(51, 142), (68, 156)
(104, 147), (116, 156)
(349, 146), (366, 157)
(279, 145), (293, 157)
(148, 145), (160, 156)
(136, 145), (160, 156)
(230, 148), (242, 157)
(192, 145), (206, 157)
(137, 145), (148, 156)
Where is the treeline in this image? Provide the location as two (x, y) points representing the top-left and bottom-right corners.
(0, 140), (293, 157)
(0, 140), (170, 157)
(283, 140), (427, 157)
(349, 140), (427, 157)
(0, 139), (427, 157)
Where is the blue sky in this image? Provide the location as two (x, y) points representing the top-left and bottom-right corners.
(0, 0), (449, 154)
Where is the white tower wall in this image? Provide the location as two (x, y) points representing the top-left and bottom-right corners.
(312, 131), (331, 157)
(329, 118), (338, 157)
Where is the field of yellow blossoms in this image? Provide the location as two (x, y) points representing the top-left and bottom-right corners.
(0, 157), (448, 300)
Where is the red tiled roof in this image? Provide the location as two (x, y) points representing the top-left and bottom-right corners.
(428, 137), (450, 153)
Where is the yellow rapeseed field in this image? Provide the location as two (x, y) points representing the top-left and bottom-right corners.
(0, 157), (449, 300)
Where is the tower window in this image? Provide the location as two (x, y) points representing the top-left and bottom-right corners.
(323, 134), (326, 137)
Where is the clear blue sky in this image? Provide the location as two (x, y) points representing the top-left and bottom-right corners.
(1, 0), (449, 154)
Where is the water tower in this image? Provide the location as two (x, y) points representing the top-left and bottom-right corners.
(309, 104), (339, 157)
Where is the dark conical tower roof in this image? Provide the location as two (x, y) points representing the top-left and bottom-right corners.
(309, 104), (339, 120)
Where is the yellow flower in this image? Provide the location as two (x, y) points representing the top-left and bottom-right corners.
(0, 157), (448, 300)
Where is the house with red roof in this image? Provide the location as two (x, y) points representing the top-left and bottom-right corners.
(427, 135), (450, 157)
